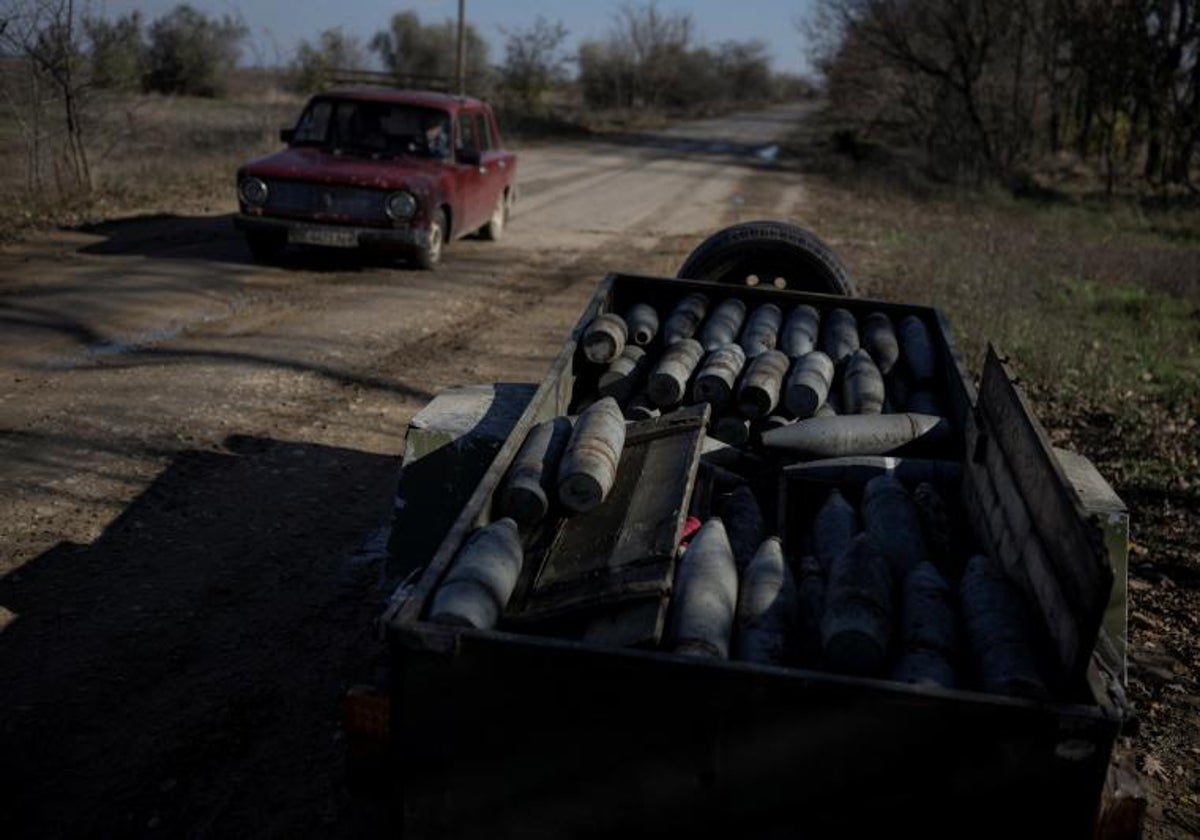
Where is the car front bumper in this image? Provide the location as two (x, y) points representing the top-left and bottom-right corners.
(234, 214), (429, 251)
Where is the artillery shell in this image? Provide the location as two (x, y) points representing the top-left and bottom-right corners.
(898, 561), (957, 659)
(842, 349), (886, 415)
(820, 308), (859, 362)
(761, 413), (951, 458)
(625, 303), (660, 346)
(813, 487), (858, 576)
(712, 414), (751, 446)
(781, 304), (820, 359)
(721, 483), (764, 571)
(899, 315), (936, 382)
(785, 457), (963, 487)
(557, 396), (626, 512)
(669, 517), (739, 658)
(739, 303), (783, 357)
(663, 293), (710, 344)
(815, 401), (838, 418)
(498, 416), (574, 529)
(582, 312), (628, 365)
(735, 537), (797, 665)
(862, 474), (928, 580)
(784, 351), (834, 418)
(624, 391), (660, 422)
(693, 344), (746, 407)
(429, 517), (524, 629)
(699, 298), (747, 351)
(913, 481), (961, 581)
(794, 555), (826, 667)
(862, 312), (900, 375)
(597, 344), (649, 403)
(959, 555), (1048, 699)
(737, 349), (789, 419)
(822, 533), (893, 676)
(649, 338), (704, 407)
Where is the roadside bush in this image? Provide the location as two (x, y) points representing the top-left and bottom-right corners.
(143, 4), (247, 97)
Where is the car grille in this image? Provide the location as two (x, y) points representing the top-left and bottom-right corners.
(264, 180), (391, 225)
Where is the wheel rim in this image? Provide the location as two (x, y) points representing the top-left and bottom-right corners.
(429, 221), (443, 262)
(490, 196), (505, 232)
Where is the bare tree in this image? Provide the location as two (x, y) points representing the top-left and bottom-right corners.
(500, 16), (570, 110)
(1, 0), (92, 191)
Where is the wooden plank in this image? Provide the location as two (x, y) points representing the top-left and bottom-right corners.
(581, 597), (670, 648)
(977, 344), (1113, 685)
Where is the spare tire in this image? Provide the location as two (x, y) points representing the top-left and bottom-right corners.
(677, 221), (855, 296)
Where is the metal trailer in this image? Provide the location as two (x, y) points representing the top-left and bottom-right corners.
(368, 230), (1134, 838)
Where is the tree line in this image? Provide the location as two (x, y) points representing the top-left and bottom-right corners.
(811, 0), (1200, 192)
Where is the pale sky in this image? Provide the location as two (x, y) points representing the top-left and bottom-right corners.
(87, 0), (820, 76)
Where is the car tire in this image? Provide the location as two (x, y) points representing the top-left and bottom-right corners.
(480, 191), (508, 241)
(415, 209), (446, 270)
(245, 231), (286, 263)
(676, 220), (855, 296)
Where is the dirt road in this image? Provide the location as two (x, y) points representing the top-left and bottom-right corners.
(0, 104), (815, 837)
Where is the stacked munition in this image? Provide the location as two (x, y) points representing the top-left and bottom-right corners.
(624, 391), (659, 421)
(722, 484), (765, 571)
(820, 308), (859, 362)
(669, 517), (739, 658)
(813, 488), (859, 575)
(735, 537), (797, 665)
(582, 312), (628, 364)
(862, 312), (899, 375)
(498, 416), (574, 528)
(761, 413), (950, 458)
(663, 293), (710, 344)
(597, 345), (649, 403)
(785, 351), (834, 418)
(712, 414), (751, 446)
(737, 349), (789, 419)
(892, 562), (958, 687)
(959, 555), (1047, 699)
(700, 299), (747, 351)
(861, 474), (928, 580)
(557, 397), (626, 513)
(649, 338), (704, 407)
(781, 305), (820, 358)
(625, 303), (659, 346)
(899, 315), (936, 382)
(693, 344), (747, 407)
(429, 518), (524, 629)
(822, 533), (893, 676)
(841, 349), (885, 415)
(739, 303), (783, 357)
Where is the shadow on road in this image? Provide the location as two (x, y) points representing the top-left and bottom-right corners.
(0, 435), (402, 838)
(75, 214), (424, 273)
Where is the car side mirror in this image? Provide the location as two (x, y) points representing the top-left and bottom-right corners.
(457, 148), (481, 166)
(280, 128), (295, 144)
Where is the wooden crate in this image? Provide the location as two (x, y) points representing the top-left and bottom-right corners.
(381, 274), (1128, 838)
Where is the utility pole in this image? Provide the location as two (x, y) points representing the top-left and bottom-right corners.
(456, 0), (466, 95)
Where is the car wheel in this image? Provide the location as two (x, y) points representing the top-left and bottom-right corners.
(415, 209), (446, 270)
(676, 220), (855, 296)
(246, 231), (286, 263)
(480, 192), (507, 241)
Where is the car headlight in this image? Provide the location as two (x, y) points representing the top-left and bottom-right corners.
(386, 190), (418, 221)
(239, 176), (268, 206)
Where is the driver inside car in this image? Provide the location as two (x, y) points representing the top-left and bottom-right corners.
(424, 115), (450, 159)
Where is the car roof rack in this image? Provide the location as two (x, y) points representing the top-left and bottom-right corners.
(326, 69), (454, 93)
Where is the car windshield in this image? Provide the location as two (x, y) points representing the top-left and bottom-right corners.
(290, 98), (452, 160)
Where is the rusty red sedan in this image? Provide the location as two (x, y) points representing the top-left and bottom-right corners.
(235, 89), (517, 269)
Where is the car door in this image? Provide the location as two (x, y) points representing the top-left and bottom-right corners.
(476, 112), (508, 220)
(453, 110), (488, 232)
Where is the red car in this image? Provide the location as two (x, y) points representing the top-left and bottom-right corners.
(234, 89), (518, 269)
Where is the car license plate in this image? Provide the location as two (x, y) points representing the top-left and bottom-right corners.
(288, 226), (358, 248)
